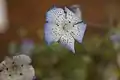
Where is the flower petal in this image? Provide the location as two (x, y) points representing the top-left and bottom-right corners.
(13, 54), (31, 66)
(110, 34), (120, 43)
(64, 7), (82, 24)
(44, 23), (63, 45)
(0, 55), (35, 80)
(46, 7), (65, 25)
(59, 32), (75, 53)
(4, 56), (13, 68)
(71, 22), (87, 43)
(70, 5), (82, 18)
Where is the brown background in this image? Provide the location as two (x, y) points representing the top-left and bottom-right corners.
(0, 0), (120, 60)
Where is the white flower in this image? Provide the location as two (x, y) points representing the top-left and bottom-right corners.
(45, 6), (87, 53)
(0, 54), (35, 80)
(3, 56), (13, 68)
(13, 54), (32, 65)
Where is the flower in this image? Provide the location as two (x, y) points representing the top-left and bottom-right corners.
(20, 39), (35, 56)
(69, 5), (81, 18)
(13, 54), (32, 66)
(110, 34), (120, 43)
(0, 54), (35, 80)
(44, 6), (87, 53)
(110, 33), (120, 50)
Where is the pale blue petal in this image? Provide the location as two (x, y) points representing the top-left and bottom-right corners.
(46, 7), (65, 25)
(59, 32), (75, 53)
(44, 23), (63, 45)
(71, 22), (87, 43)
(64, 7), (82, 24)
(110, 34), (120, 43)
(69, 5), (82, 18)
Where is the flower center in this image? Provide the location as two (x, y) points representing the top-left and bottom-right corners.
(62, 21), (72, 33)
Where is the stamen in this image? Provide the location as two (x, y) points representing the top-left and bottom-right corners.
(20, 73), (23, 76)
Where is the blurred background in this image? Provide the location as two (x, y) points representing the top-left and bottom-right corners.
(0, 0), (120, 80)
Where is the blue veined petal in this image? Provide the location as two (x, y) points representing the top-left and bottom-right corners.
(59, 32), (75, 53)
(110, 34), (120, 43)
(71, 22), (87, 43)
(69, 5), (82, 18)
(44, 23), (63, 45)
(46, 7), (65, 25)
(64, 7), (82, 24)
